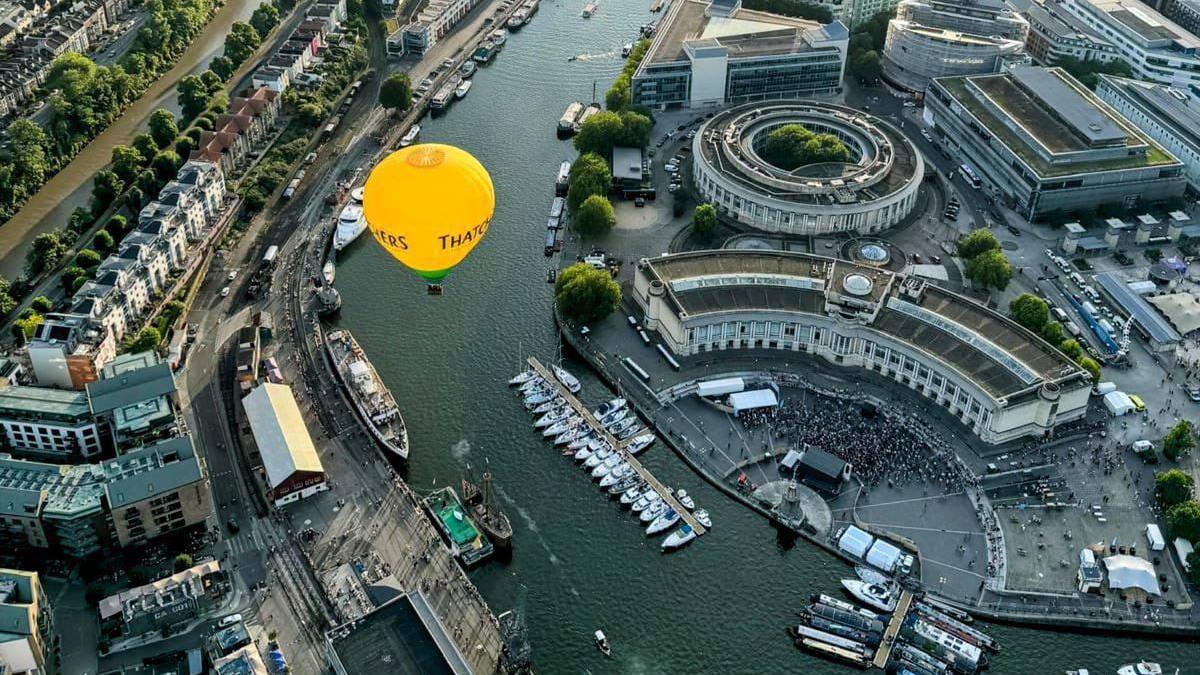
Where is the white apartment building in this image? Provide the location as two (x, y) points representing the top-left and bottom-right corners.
(1058, 0), (1200, 90)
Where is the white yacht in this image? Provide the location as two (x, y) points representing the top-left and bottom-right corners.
(1117, 663), (1163, 675)
(661, 524), (696, 551)
(455, 79), (472, 99)
(645, 508), (680, 535)
(491, 28), (507, 46)
(675, 489), (695, 510)
(400, 124), (421, 147)
(592, 398), (626, 419)
(599, 464), (632, 487)
(625, 434), (654, 455)
(694, 508), (711, 528)
(841, 579), (898, 613)
(552, 364), (581, 393)
(639, 501), (666, 523)
(334, 202), (367, 250)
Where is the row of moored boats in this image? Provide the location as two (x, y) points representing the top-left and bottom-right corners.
(510, 367), (708, 551)
(791, 567), (998, 673)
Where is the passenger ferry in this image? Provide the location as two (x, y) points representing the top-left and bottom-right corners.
(333, 202), (366, 250)
(423, 487), (494, 567)
(325, 329), (409, 461)
(558, 101), (584, 136)
(400, 124), (421, 147)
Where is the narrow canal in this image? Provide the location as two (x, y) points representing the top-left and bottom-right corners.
(332, 0), (1191, 670)
(0, 0), (262, 278)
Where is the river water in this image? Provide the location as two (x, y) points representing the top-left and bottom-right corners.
(331, 0), (1190, 671)
(0, 0), (262, 278)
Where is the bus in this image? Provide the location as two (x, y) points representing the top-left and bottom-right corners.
(960, 164), (981, 189)
(263, 245), (279, 265)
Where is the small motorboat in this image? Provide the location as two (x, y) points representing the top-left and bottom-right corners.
(592, 398), (626, 419)
(542, 416), (578, 437)
(606, 473), (640, 495)
(640, 501), (666, 523)
(534, 407), (571, 428)
(599, 463), (632, 487)
(508, 370), (536, 386)
(662, 524), (696, 551)
(646, 508), (680, 535)
(591, 454), (622, 479)
(631, 491), (661, 512)
(585, 449), (614, 468)
(620, 484), (647, 506)
(1117, 664), (1163, 675)
(625, 434), (654, 455)
(598, 407), (628, 429)
(694, 508), (711, 528)
(675, 489), (695, 510)
(552, 364), (581, 393)
(568, 433), (597, 450)
(554, 427), (584, 445)
(530, 398), (563, 415)
(608, 416), (638, 438)
(595, 629), (611, 656)
(841, 579), (897, 613)
(615, 423), (641, 441)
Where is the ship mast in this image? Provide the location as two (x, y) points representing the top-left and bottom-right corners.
(481, 469), (496, 518)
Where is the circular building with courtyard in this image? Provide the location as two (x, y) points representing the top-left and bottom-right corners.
(691, 101), (924, 236)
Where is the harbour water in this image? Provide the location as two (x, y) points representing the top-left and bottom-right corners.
(0, 0), (262, 277)
(331, 0), (1192, 670)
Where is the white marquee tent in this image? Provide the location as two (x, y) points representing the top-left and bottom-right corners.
(1103, 555), (1160, 595)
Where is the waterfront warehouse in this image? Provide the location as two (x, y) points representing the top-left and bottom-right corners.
(926, 65), (1185, 219)
(630, 0), (848, 108)
(691, 101), (923, 235)
(633, 250), (1092, 443)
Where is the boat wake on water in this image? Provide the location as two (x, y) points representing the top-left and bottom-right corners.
(568, 49), (619, 61)
(451, 439), (472, 463)
(507, 493), (563, 565)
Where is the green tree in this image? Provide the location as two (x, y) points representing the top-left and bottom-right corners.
(567, 153), (610, 212)
(555, 262), (621, 325)
(13, 311), (44, 340)
(1040, 321), (1064, 346)
(692, 203), (717, 240)
(1156, 469), (1195, 509)
(75, 249), (102, 269)
(760, 124), (849, 170)
(223, 22), (262, 66)
(91, 170), (124, 211)
(26, 233), (68, 277)
(209, 55), (235, 80)
(1163, 420), (1196, 461)
(1059, 338), (1083, 361)
(606, 76), (631, 112)
(177, 75), (211, 120)
(1077, 356), (1101, 384)
(125, 187), (144, 211)
(173, 553), (194, 572)
(1010, 293), (1050, 332)
(297, 102), (326, 128)
(575, 195), (616, 236)
(739, 0), (832, 22)
(111, 144), (145, 184)
(93, 229), (115, 252)
(29, 296), (53, 314)
(574, 110), (627, 159)
(148, 109), (178, 148)
(61, 266), (89, 292)
(957, 229), (1001, 259)
(106, 214), (129, 237)
(127, 326), (162, 353)
(132, 133), (158, 164)
(848, 49), (882, 84)
(964, 248), (1012, 291)
(249, 3), (280, 36)
(1166, 500), (1200, 542)
(7, 119), (51, 187)
(1056, 56), (1133, 90)
(379, 73), (413, 112)
(0, 277), (17, 316)
(152, 150), (182, 182)
(617, 110), (652, 148)
(174, 136), (194, 159)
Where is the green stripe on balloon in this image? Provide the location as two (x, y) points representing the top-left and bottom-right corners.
(416, 267), (452, 282)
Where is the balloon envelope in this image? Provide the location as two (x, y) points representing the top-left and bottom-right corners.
(363, 144), (495, 282)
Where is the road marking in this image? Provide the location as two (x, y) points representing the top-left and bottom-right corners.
(832, 491), (967, 512)
(921, 556), (986, 580)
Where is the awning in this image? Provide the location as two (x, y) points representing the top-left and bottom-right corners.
(1147, 293), (1200, 335)
(696, 377), (745, 398)
(779, 449), (803, 471)
(866, 539), (902, 572)
(729, 388), (778, 414)
(1103, 555), (1160, 595)
(838, 525), (874, 558)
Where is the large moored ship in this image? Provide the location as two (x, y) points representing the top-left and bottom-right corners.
(326, 329), (409, 461)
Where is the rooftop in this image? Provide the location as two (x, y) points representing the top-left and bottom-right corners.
(643, 0), (828, 66)
(0, 455), (105, 518)
(98, 560), (221, 621)
(327, 591), (471, 675)
(1081, 0), (1200, 47)
(242, 384), (323, 489)
(1097, 74), (1200, 151)
(0, 385), (90, 420)
(103, 436), (205, 509)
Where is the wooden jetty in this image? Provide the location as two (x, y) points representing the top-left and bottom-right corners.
(527, 357), (707, 538)
(872, 589), (913, 668)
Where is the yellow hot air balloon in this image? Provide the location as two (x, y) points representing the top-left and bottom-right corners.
(363, 144), (494, 288)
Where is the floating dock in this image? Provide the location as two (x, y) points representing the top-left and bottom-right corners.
(527, 357), (706, 538)
(873, 589), (913, 668)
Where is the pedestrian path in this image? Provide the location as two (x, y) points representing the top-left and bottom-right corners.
(873, 589), (913, 668)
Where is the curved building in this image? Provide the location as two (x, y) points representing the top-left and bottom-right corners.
(882, 0), (1029, 93)
(633, 250), (1091, 443)
(692, 101), (924, 235)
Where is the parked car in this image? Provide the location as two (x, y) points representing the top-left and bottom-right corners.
(218, 614), (243, 628)
(220, 287), (230, 297)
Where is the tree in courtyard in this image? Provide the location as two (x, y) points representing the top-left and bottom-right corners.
(957, 229), (1001, 259)
(1156, 469), (1195, 509)
(173, 553), (194, 572)
(1164, 420), (1196, 461)
(692, 203), (718, 240)
(1166, 500), (1200, 542)
(148, 109), (178, 148)
(964, 248), (1011, 291)
(555, 262), (621, 325)
(567, 152), (610, 212)
(379, 73), (412, 113)
(760, 123), (849, 170)
(26, 233), (68, 277)
(574, 195), (616, 236)
(1009, 293), (1050, 333)
(127, 326), (162, 353)
(1077, 355), (1101, 385)
(848, 49), (882, 84)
